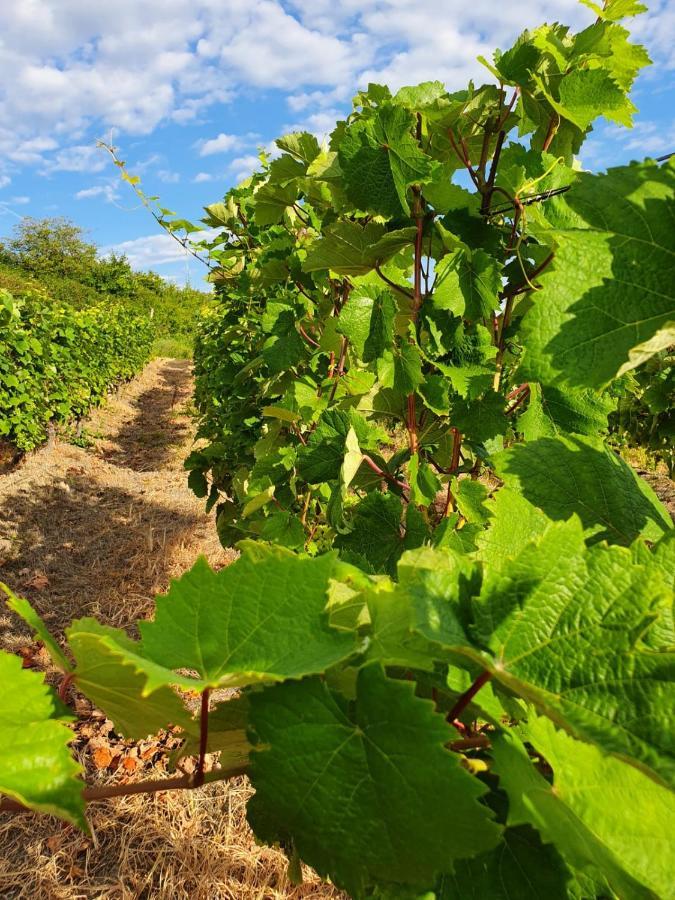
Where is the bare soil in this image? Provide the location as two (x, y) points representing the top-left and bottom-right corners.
(0, 359), (341, 900)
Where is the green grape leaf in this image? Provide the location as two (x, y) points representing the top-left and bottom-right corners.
(298, 408), (380, 485)
(339, 104), (438, 216)
(520, 162), (675, 389)
(491, 728), (657, 900)
(408, 452), (441, 506)
(248, 665), (501, 897)
(476, 485), (550, 571)
(518, 383), (612, 439)
(275, 131), (321, 164)
(525, 715), (675, 899)
(437, 826), (572, 900)
(536, 67), (635, 130)
(259, 511), (305, 549)
(303, 220), (387, 276)
(433, 249), (502, 321)
(3, 583), (73, 673)
(67, 621), (196, 740)
(452, 477), (490, 525)
(253, 181), (299, 226)
(451, 391), (506, 444)
(467, 520), (674, 788)
(0, 650), (84, 827)
(139, 549), (359, 688)
(336, 492), (428, 576)
(337, 284), (395, 362)
(493, 434), (672, 545)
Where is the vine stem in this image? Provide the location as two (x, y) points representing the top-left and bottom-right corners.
(361, 454), (409, 495)
(0, 764), (249, 816)
(194, 688), (210, 788)
(447, 671), (492, 723)
(406, 188), (425, 456)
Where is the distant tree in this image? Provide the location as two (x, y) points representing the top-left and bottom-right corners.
(2, 217), (97, 280)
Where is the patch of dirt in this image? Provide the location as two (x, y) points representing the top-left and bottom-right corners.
(0, 358), (341, 900)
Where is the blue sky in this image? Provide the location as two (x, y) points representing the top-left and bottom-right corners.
(0, 0), (673, 288)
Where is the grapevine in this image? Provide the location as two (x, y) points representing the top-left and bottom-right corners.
(1, 2), (674, 898)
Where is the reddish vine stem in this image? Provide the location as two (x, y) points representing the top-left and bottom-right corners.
(0, 764), (250, 816)
(194, 688), (210, 788)
(447, 671), (492, 724)
(480, 129), (506, 215)
(298, 323), (320, 349)
(505, 385), (531, 416)
(542, 114), (560, 152)
(361, 454), (409, 494)
(450, 735), (491, 752)
(58, 672), (75, 703)
(374, 264), (414, 300)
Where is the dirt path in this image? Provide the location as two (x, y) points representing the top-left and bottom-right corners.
(0, 359), (340, 900)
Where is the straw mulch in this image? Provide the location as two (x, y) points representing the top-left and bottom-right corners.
(0, 358), (343, 900)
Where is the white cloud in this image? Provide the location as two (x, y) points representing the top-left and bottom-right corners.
(0, 0), (669, 179)
(0, 175), (10, 189)
(229, 154), (261, 183)
(42, 144), (107, 173)
(9, 196), (30, 205)
(101, 227), (219, 269)
(197, 132), (241, 156)
(101, 233), (195, 268)
(193, 172), (213, 182)
(75, 184), (119, 202)
(157, 169), (180, 183)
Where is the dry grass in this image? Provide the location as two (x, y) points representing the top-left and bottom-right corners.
(0, 359), (343, 900)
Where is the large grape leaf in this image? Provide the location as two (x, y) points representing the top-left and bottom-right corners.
(433, 248), (502, 321)
(518, 383), (613, 438)
(303, 221), (416, 277)
(0, 650), (84, 827)
(338, 104), (438, 216)
(520, 161), (675, 389)
(475, 485), (550, 571)
(413, 519), (675, 788)
(437, 826), (572, 900)
(248, 664), (501, 897)
(335, 492), (428, 575)
(66, 548), (360, 696)
(66, 621), (196, 740)
(491, 727), (658, 900)
(525, 716), (675, 899)
(492, 434), (672, 545)
(303, 220), (385, 276)
(336, 284), (395, 362)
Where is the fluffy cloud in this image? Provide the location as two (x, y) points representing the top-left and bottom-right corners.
(75, 184), (119, 202)
(100, 233), (195, 268)
(197, 133), (241, 156)
(0, 0), (669, 179)
(101, 227), (219, 269)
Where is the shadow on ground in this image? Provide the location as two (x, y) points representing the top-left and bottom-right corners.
(0, 471), (207, 644)
(97, 359), (194, 473)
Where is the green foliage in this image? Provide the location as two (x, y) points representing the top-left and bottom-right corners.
(0, 217), (211, 357)
(2, 5), (675, 899)
(3, 512), (674, 897)
(185, 0), (671, 572)
(0, 287), (153, 450)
